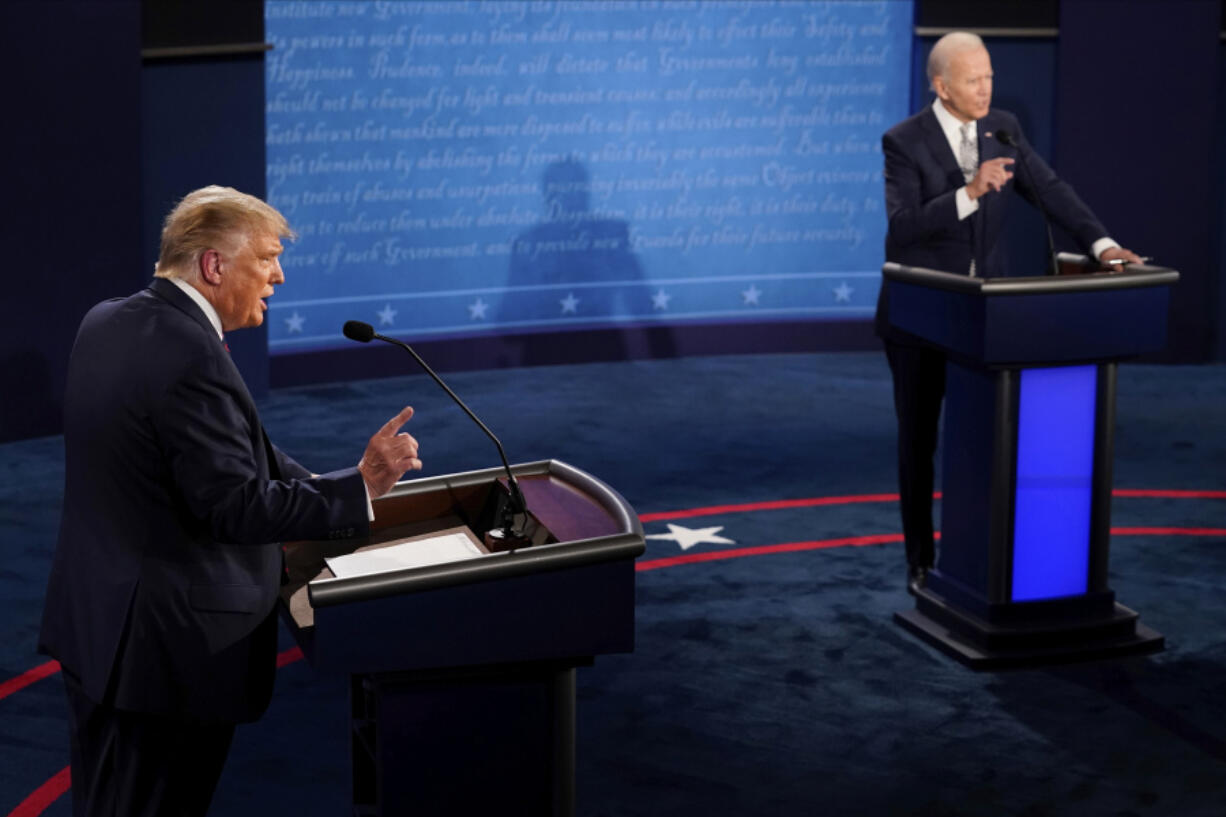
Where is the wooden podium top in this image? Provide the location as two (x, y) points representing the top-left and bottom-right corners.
(882, 260), (1178, 297)
(280, 460), (644, 656)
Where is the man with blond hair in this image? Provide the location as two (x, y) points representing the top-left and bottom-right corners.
(40, 186), (424, 816)
(876, 33), (1142, 592)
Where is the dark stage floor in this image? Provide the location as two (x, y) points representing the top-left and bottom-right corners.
(2, 352), (1224, 816)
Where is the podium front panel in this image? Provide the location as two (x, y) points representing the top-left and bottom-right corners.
(883, 264), (1178, 367)
(311, 555), (635, 674)
(983, 286), (1168, 364)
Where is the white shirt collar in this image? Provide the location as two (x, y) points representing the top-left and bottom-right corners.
(168, 276), (224, 340)
(932, 98), (976, 151)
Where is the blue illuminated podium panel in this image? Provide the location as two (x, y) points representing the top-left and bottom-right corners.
(883, 261), (1178, 668)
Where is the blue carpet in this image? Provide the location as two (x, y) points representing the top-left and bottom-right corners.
(2, 352), (1224, 816)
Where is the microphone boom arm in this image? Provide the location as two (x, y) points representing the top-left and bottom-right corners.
(996, 129), (1060, 277)
(379, 331), (527, 515)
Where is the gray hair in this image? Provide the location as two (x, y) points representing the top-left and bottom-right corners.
(927, 31), (986, 89)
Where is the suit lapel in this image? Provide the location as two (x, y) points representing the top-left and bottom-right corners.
(920, 106), (966, 191)
(148, 278), (225, 349)
(148, 277), (272, 475)
(148, 278), (252, 400)
(978, 113), (1006, 163)
(973, 113), (1012, 233)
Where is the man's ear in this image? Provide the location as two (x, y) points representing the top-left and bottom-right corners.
(199, 249), (222, 286)
(932, 75), (949, 103)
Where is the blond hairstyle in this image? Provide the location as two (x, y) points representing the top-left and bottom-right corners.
(927, 31), (986, 90)
(154, 186), (295, 280)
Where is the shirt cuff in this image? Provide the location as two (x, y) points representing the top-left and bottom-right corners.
(364, 483), (375, 522)
(1090, 237), (1119, 261)
(956, 187), (978, 220)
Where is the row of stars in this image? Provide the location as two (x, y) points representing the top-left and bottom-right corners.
(281, 282), (858, 334)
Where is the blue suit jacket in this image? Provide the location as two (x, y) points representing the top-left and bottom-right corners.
(39, 278), (369, 723)
(875, 105), (1109, 342)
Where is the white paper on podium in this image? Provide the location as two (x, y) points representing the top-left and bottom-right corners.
(324, 530), (487, 579)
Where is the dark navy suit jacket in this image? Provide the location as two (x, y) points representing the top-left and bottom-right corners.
(875, 105), (1108, 343)
(40, 277), (369, 723)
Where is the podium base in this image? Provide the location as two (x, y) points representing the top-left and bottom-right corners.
(895, 585), (1164, 670)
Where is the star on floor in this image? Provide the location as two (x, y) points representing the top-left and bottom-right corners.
(651, 289), (672, 310)
(377, 303), (398, 326)
(833, 282), (854, 303)
(560, 293), (580, 314)
(741, 284), (762, 306)
(285, 311), (305, 333)
(468, 297), (489, 320)
(646, 523), (736, 551)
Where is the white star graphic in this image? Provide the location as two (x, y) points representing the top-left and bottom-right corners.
(741, 284), (762, 306)
(285, 311), (305, 333)
(560, 293), (580, 314)
(651, 289), (672, 310)
(468, 297), (489, 320)
(377, 303), (398, 326)
(646, 524), (736, 551)
(833, 282), (854, 303)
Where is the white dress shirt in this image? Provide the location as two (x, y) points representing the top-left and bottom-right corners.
(170, 276), (224, 339)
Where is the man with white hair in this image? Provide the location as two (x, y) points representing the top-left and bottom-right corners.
(875, 32), (1142, 592)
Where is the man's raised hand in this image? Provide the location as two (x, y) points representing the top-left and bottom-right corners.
(967, 157), (1015, 199)
(357, 406), (422, 498)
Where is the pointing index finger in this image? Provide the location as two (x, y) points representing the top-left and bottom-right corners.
(377, 405), (415, 437)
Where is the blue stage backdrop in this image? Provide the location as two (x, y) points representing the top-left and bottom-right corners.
(264, 0), (912, 354)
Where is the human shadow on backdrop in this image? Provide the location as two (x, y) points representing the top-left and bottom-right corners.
(500, 158), (677, 366)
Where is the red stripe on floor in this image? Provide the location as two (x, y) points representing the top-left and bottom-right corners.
(638, 488), (1225, 524)
(6, 765), (69, 817)
(638, 494), (906, 523)
(1113, 490), (1226, 499)
(276, 646), (304, 668)
(636, 527), (1226, 572)
(0, 661), (59, 703)
(637, 533), (905, 571)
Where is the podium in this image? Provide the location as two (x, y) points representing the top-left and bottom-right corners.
(279, 459), (644, 816)
(883, 258), (1179, 668)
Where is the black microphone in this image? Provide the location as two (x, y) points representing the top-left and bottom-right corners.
(995, 129), (1059, 277)
(342, 320), (529, 547)
(342, 320), (377, 343)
